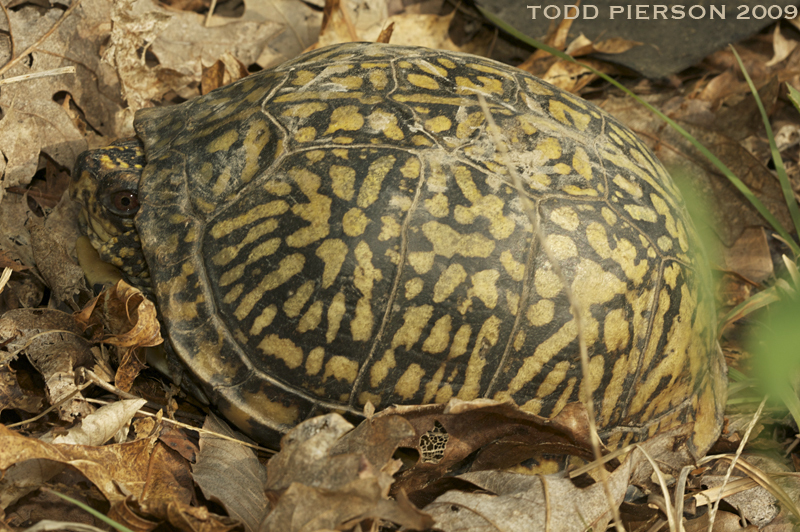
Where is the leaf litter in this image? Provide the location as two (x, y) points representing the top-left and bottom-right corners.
(3, 0), (800, 530)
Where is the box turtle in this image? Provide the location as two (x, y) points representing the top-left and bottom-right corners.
(71, 42), (726, 452)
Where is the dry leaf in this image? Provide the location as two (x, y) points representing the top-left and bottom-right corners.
(49, 398), (147, 446)
(0, 308), (93, 421)
(193, 415), (269, 532)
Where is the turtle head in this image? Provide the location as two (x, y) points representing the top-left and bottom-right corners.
(70, 138), (152, 289)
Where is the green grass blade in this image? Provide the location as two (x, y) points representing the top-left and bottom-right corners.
(46, 490), (136, 532)
(475, 6), (800, 256)
(787, 84), (800, 113)
(729, 45), (800, 243)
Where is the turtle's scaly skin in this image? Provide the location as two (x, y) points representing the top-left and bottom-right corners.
(72, 42), (726, 451)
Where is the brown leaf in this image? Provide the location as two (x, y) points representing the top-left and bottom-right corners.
(74, 280), (163, 392)
(721, 226), (773, 284)
(194, 415), (269, 532)
(0, 308), (93, 421)
(28, 220), (87, 309)
(262, 413), (433, 531)
(382, 400), (597, 501)
(0, 364), (43, 415)
(424, 464), (632, 532)
(261, 478), (433, 532)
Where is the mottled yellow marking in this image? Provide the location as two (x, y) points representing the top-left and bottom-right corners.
(405, 278), (424, 300)
(433, 263), (467, 303)
(379, 216), (401, 241)
(286, 168), (331, 247)
(548, 234), (578, 260)
(222, 284), (244, 304)
(500, 251), (525, 281)
(368, 69), (388, 90)
(292, 70), (316, 85)
(624, 204), (658, 223)
(258, 334), (303, 369)
(343, 207), (369, 236)
(422, 315), (452, 354)
(316, 239), (348, 289)
(469, 269), (499, 309)
(408, 73), (439, 90)
(305, 346), (324, 375)
(600, 353), (629, 425)
(422, 221), (495, 258)
(523, 78), (553, 97)
(234, 254), (305, 320)
(326, 291), (346, 343)
(456, 75), (504, 95)
(437, 57), (456, 69)
(425, 115), (452, 133)
(412, 134), (433, 146)
(553, 163), (572, 175)
(394, 363), (424, 400)
(392, 305), (433, 349)
(391, 194), (413, 212)
(239, 297), (274, 333)
(329, 165), (355, 201)
(458, 316), (501, 400)
(601, 207), (617, 226)
(323, 356), (358, 384)
(325, 105), (364, 134)
(455, 112), (485, 139)
(370, 349), (396, 387)
(534, 267), (562, 299)
(351, 241), (383, 341)
(218, 237), (281, 286)
(393, 94), (472, 107)
(208, 129), (238, 153)
(537, 137), (561, 160)
(572, 147), (593, 181)
(423, 365), (446, 403)
(535, 360), (570, 399)
(549, 206), (579, 232)
(502, 291), (519, 317)
(447, 324), (471, 360)
(549, 100), (591, 131)
(628, 285), (693, 417)
(657, 235), (673, 251)
(283, 280), (315, 318)
(282, 102), (328, 118)
(265, 179), (291, 196)
(526, 299), (554, 327)
(210, 165), (233, 197)
(297, 300), (324, 333)
(368, 109), (404, 140)
(408, 251), (435, 274)
(614, 174), (642, 198)
(424, 194), (448, 218)
(504, 319), (577, 397)
(452, 166), (515, 240)
(604, 308), (630, 352)
(209, 201), (288, 239)
(651, 193), (687, 251)
(330, 75), (363, 89)
(400, 157), (420, 180)
(562, 185), (598, 196)
(663, 262), (680, 289)
(294, 127), (316, 143)
(357, 155), (395, 208)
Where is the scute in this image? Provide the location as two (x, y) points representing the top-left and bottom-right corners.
(129, 42), (725, 450)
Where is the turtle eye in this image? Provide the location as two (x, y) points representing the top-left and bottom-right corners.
(109, 190), (140, 216)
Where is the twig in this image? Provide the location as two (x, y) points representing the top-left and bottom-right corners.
(0, 66), (75, 86)
(0, 0), (83, 78)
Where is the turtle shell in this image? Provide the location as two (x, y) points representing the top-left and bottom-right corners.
(130, 42), (725, 450)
